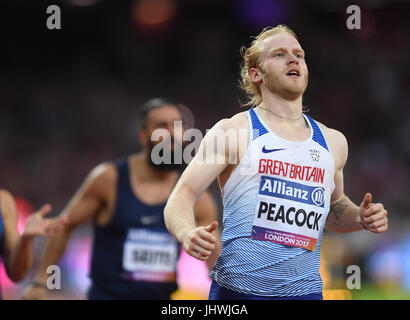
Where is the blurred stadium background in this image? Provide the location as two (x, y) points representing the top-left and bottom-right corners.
(1, 0), (410, 300)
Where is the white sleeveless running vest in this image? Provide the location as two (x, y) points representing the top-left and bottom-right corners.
(209, 108), (335, 297)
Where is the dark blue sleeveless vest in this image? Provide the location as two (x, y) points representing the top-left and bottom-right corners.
(88, 159), (180, 299)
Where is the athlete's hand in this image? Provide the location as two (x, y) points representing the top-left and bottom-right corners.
(22, 204), (67, 238)
(22, 283), (48, 300)
(182, 221), (218, 261)
(359, 193), (388, 233)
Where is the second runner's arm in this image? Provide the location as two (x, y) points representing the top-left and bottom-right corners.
(22, 163), (115, 299)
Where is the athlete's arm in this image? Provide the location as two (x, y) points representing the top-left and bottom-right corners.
(193, 191), (221, 271)
(22, 163), (116, 299)
(0, 190), (66, 283)
(164, 119), (234, 261)
(324, 129), (388, 233)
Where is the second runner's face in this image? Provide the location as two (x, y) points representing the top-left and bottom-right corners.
(258, 33), (309, 100)
(142, 105), (184, 150)
(140, 105), (186, 171)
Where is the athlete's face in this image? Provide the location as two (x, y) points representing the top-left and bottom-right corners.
(256, 33), (308, 101)
(139, 105), (185, 171)
(142, 105), (184, 148)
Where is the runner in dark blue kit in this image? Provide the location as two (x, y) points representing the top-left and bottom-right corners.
(0, 189), (66, 299)
(88, 157), (182, 299)
(22, 98), (220, 300)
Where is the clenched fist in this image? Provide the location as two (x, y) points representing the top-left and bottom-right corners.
(182, 221), (218, 261)
(359, 193), (388, 233)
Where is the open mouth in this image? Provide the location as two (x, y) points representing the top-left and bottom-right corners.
(286, 69), (300, 77)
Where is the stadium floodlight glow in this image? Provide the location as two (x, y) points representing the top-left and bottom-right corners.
(132, 0), (177, 29)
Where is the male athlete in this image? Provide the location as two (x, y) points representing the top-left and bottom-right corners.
(164, 25), (388, 300)
(23, 98), (220, 300)
(0, 189), (66, 298)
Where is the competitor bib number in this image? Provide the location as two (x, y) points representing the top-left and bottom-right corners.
(122, 229), (178, 282)
(251, 176), (326, 251)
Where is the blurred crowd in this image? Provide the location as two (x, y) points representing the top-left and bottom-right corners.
(0, 0), (409, 299)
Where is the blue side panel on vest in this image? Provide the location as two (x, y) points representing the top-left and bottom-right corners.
(304, 115), (329, 151)
(249, 108), (269, 140)
(89, 158), (180, 299)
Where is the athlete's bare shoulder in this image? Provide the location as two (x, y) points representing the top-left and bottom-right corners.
(88, 162), (117, 184)
(0, 189), (16, 220)
(200, 111), (249, 165)
(229, 110), (249, 127)
(82, 161), (119, 199)
(0, 189), (13, 203)
(211, 111), (249, 132)
(316, 121), (348, 168)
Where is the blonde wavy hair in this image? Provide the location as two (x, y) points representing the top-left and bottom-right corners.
(239, 25), (298, 108)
